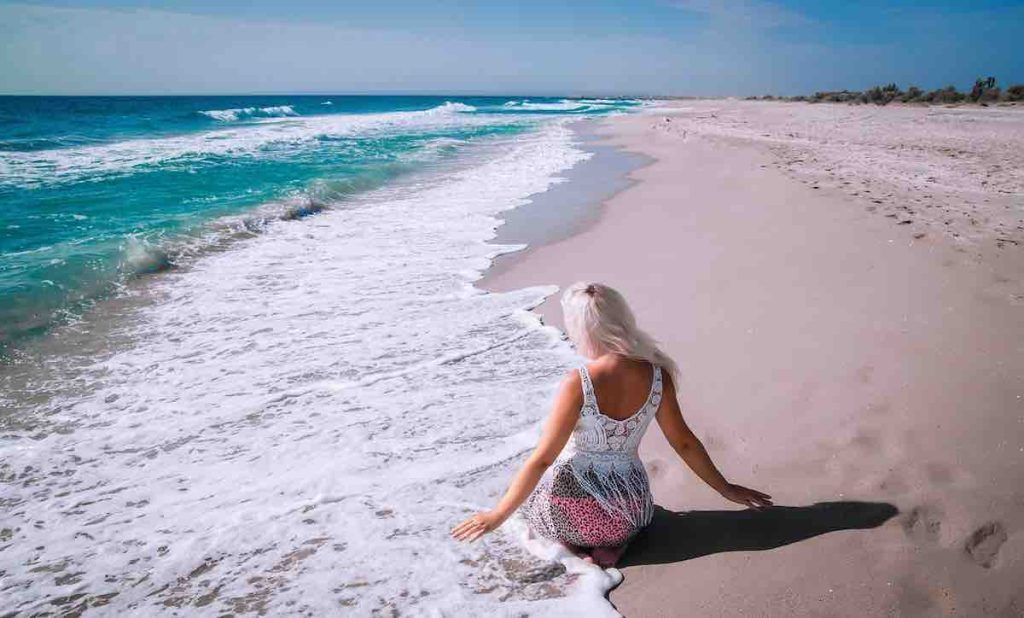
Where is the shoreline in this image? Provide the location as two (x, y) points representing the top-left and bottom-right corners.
(483, 102), (1024, 616)
(485, 118), (651, 279)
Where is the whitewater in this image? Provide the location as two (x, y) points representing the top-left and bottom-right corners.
(0, 97), (638, 615)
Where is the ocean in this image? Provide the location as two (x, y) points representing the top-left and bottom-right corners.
(0, 95), (640, 615)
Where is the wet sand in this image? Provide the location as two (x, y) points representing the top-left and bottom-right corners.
(482, 101), (1024, 616)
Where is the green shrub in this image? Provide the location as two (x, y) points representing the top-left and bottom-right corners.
(811, 90), (862, 103)
(901, 86), (924, 102)
(859, 83), (903, 105)
(981, 87), (1001, 102)
(928, 85), (963, 104)
(758, 77), (1021, 105)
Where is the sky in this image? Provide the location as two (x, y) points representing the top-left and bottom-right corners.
(1, 0), (1022, 96)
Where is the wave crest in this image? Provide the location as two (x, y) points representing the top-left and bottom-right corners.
(199, 105), (299, 122)
(503, 99), (592, 112)
(426, 101), (477, 114)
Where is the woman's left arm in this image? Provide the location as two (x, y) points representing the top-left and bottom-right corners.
(451, 371), (583, 542)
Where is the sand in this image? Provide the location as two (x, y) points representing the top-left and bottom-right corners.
(483, 101), (1024, 616)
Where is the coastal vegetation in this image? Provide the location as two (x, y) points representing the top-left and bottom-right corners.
(749, 77), (1024, 105)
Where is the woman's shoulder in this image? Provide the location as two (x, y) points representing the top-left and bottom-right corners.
(556, 368), (584, 395)
(585, 355), (651, 380)
(562, 367), (584, 383)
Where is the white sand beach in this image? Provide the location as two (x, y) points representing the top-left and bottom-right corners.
(484, 100), (1024, 616)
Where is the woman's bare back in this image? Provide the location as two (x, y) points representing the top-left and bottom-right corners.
(584, 355), (659, 421)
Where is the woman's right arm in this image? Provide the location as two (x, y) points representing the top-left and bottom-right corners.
(655, 372), (773, 509)
(451, 370), (582, 542)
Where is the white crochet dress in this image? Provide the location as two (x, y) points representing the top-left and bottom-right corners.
(521, 363), (663, 548)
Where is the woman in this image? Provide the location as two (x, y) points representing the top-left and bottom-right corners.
(451, 282), (771, 567)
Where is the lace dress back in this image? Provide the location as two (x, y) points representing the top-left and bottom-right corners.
(521, 363), (663, 548)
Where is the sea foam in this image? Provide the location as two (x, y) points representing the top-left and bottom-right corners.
(503, 99), (601, 112)
(199, 105), (300, 121)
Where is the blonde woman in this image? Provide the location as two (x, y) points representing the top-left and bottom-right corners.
(451, 282), (771, 567)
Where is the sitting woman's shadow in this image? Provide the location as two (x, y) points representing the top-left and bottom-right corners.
(620, 501), (898, 567)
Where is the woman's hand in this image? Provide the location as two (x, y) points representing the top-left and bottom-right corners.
(720, 483), (773, 509)
(451, 510), (505, 542)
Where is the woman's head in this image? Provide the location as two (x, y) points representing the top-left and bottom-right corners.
(560, 282), (678, 376)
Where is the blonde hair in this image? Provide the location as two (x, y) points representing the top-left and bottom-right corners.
(560, 282), (678, 377)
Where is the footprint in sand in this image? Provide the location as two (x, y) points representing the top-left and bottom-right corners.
(902, 505), (942, 543)
(964, 521), (1008, 568)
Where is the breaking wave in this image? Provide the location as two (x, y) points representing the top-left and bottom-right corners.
(199, 105), (299, 122)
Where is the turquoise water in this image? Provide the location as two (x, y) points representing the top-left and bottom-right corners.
(0, 95), (638, 352)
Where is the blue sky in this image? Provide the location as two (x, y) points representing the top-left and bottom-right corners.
(1, 0), (1022, 95)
